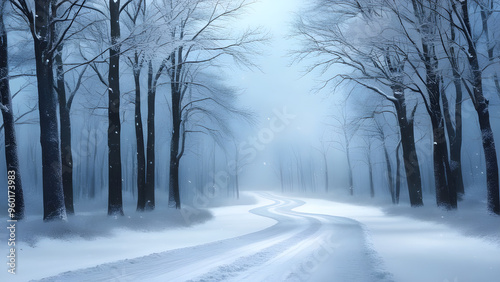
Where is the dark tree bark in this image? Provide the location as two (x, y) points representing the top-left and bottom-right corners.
(479, 3), (500, 98)
(383, 141), (396, 204)
(442, 77), (464, 199)
(90, 132), (98, 199)
(51, 0), (87, 214)
(443, 12), (465, 198)
(168, 49), (183, 209)
(145, 62), (156, 210)
(412, 0), (455, 209)
(382, 51), (423, 206)
(145, 59), (166, 210)
(393, 89), (423, 206)
(133, 52), (146, 211)
(122, 0), (147, 211)
(0, 2), (24, 220)
(428, 75), (456, 209)
(108, 0), (123, 216)
(367, 142), (374, 198)
(459, 0), (499, 214)
(395, 141), (401, 204)
(54, 43), (74, 215)
(33, 0), (66, 220)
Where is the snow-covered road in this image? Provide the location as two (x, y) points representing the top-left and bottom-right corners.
(39, 193), (390, 282)
(11, 192), (499, 281)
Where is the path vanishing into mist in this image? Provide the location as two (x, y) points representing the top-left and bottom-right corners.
(39, 193), (391, 282)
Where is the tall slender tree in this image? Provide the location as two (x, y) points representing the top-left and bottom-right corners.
(123, 0), (147, 211)
(11, 0), (83, 220)
(410, 0), (456, 209)
(453, 0), (499, 214)
(293, 0), (425, 206)
(107, 0), (126, 216)
(145, 59), (167, 210)
(54, 42), (74, 214)
(52, 0), (88, 215)
(0, 0), (24, 220)
(162, 0), (263, 209)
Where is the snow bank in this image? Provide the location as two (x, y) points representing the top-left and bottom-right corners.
(293, 197), (500, 282)
(0, 192), (275, 281)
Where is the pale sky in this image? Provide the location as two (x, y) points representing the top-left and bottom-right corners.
(226, 0), (334, 188)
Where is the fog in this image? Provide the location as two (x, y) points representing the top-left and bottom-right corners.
(1, 0), (499, 212)
(2, 0), (500, 281)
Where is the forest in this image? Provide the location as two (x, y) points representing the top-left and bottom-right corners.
(2, 0), (500, 281)
(1, 0), (499, 220)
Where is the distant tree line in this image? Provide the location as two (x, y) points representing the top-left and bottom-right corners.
(293, 0), (500, 214)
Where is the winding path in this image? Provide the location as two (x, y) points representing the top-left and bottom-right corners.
(39, 193), (392, 282)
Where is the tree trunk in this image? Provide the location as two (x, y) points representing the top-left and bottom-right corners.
(0, 3), (24, 220)
(134, 53), (146, 211)
(449, 65), (464, 198)
(395, 142), (401, 204)
(108, 0), (123, 216)
(411, 0), (455, 209)
(477, 102), (499, 214)
(55, 43), (74, 215)
(393, 90), (423, 206)
(233, 144), (240, 198)
(322, 152), (328, 193)
(479, 4), (500, 98)
(442, 87), (464, 200)
(235, 157), (240, 199)
(33, 0), (66, 221)
(145, 60), (156, 210)
(428, 73), (456, 209)
(368, 144), (374, 198)
(168, 112), (181, 208)
(345, 134), (353, 195)
(90, 132), (98, 199)
(383, 142), (396, 204)
(461, 0), (499, 214)
(445, 12), (465, 198)
(168, 50), (182, 209)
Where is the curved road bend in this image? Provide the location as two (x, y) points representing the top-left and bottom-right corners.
(39, 192), (392, 282)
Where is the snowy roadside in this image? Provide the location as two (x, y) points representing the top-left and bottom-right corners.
(0, 193), (276, 281)
(293, 197), (500, 282)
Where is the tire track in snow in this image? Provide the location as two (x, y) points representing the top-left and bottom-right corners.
(37, 193), (392, 282)
(188, 193), (322, 282)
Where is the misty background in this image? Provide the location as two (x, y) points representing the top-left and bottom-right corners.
(1, 0), (499, 217)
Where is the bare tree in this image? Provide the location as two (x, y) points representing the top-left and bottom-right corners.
(372, 114), (399, 204)
(293, 0), (425, 206)
(439, 5), (465, 198)
(106, 0), (124, 215)
(329, 106), (360, 195)
(452, 0), (499, 214)
(476, 0), (500, 98)
(11, 0), (85, 220)
(0, 0), (24, 220)
(159, 0), (263, 209)
(122, 0), (147, 211)
(407, 0), (456, 209)
(361, 135), (376, 198)
(313, 137), (331, 193)
(52, 0), (90, 214)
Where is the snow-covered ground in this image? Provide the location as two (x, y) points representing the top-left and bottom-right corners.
(293, 196), (500, 282)
(2, 192), (499, 281)
(1, 194), (275, 281)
